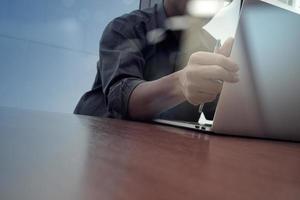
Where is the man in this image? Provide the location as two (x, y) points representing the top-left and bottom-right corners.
(74, 0), (239, 121)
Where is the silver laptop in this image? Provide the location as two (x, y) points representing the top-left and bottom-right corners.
(154, 0), (300, 142)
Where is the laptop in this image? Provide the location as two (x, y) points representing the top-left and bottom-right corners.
(154, 0), (300, 142)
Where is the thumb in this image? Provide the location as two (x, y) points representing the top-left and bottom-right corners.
(216, 37), (234, 57)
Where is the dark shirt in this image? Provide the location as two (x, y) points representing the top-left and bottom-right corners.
(74, 3), (216, 121)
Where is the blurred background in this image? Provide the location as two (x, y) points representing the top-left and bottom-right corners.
(0, 0), (299, 114)
(0, 0), (139, 113)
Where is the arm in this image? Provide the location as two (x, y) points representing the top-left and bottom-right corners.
(129, 38), (239, 120)
(128, 71), (185, 120)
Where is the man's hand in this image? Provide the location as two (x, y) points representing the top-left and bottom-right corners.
(128, 38), (239, 120)
(177, 38), (239, 106)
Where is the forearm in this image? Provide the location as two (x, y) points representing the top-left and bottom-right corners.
(128, 71), (185, 120)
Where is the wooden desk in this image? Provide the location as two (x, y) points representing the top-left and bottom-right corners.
(0, 107), (299, 200)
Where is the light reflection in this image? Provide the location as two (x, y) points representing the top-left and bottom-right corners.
(296, 0), (300, 10)
(146, 0), (236, 46)
(187, 0), (225, 17)
(187, 0), (233, 17)
(146, 28), (166, 44)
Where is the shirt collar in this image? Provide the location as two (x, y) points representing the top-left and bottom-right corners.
(156, 1), (167, 29)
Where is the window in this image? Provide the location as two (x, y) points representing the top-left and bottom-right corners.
(0, 0), (139, 113)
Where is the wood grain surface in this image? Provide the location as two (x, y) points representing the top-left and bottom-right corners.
(0, 107), (299, 200)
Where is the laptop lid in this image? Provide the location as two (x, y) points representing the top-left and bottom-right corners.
(213, 0), (300, 141)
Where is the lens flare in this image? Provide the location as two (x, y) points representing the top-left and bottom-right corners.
(187, 0), (232, 17)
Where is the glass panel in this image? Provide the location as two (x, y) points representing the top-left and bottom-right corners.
(0, 0), (139, 113)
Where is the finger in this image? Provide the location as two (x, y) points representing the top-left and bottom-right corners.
(198, 93), (218, 103)
(187, 92), (217, 105)
(216, 37), (234, 57)
(190, 52), (239, 72)
(187, 78), (223, 95)
(198, 80), (223, 94)
(196, 93), (217, 104)
(192, 65), (239, 83)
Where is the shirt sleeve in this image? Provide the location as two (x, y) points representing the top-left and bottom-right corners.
(99, 17), (146, 119)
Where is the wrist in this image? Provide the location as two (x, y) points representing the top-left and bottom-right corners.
(172, 71), (186, 103)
